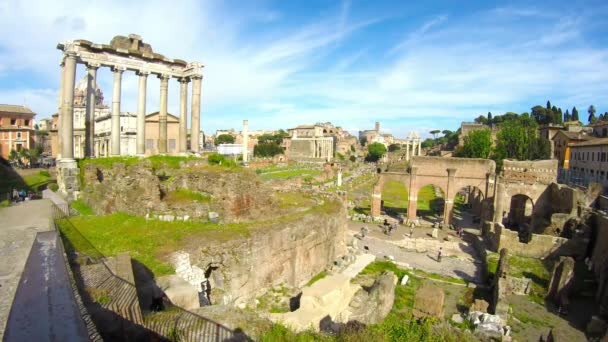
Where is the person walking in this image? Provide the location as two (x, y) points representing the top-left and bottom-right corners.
(361, 226), (367, 239)
(437, 247), (443, 263)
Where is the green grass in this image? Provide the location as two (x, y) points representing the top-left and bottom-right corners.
(57, 196), (342, 277)
(486, 252), (551, 303)
(381, 180), (408, 213)
(57, 212), (249, 276)
(259, 169), (322, 181)
(276, 192), (316, 209)
(71, 199), (94, 215)
(0, 199), (9, 207)
(305, 271), (327, 287)
(79, 155), (203, 170)
(0, 170), (55, 194)
(164, 189), (212, 204)
(416, 184), (442, 213)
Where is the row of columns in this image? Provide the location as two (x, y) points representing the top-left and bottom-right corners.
(405, 139), (422, 161)
(314, 139), (333, 161)
(58, 52), (202, 160)
(371, 169), (496, 226)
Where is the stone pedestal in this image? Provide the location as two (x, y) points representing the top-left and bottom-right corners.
(371, 185), (382, 217)
(57, 159), (80, 201)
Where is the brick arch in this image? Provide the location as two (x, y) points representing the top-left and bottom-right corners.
(371, 156), (496, 226)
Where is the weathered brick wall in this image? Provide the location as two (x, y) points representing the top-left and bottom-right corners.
(492, 223), (587, 258)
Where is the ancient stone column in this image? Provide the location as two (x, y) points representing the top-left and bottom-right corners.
(418, 140), (422, 156)
(190, 75), (202, 153)
(111, 66), (125, 156)
(158, 74), (170, 154)
(85, 63), (99, 157)
(371, 184), (382, 217)
(136, 71), (149, 155)
(61, 52), (77, 160)
(57, 61), (65, 159)
(405, 140), (410, 161)
(408, 167), (419, 221)
(242, 120), (249, 162)
(337, 167), (342, 187)
(443, 168), (457, 226)
(178, 77), (189, 153)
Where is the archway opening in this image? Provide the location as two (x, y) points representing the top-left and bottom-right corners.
(381, 180), (409, 216)
(507, 194), (534, 231)
(416, 184), (445, 224)
(452, 186), (485, 228)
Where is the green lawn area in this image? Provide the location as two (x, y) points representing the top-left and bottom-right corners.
(487, 252), (551, 304)
(57, 194), (340, 277)
(57, 213), (249, 276)
(0, 169), (55, 194)
(275, 191), (316, 210)
(258, 168), (322, 181)
(381, 180), (408, 213)
(164, 189), (212, 204)
(79, 155), (204, 170)
(71, 199), (95, 215)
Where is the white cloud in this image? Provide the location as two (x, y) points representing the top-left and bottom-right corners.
(0, 1), (607, 136)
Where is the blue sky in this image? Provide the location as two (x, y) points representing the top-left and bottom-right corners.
(0, 0), (607, 138)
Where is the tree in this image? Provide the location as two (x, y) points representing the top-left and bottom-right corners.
(474, 115), (488, 124)
(459, 129), (492, 159)
(531, 105), (548, 125)
(564, 109), (570, 122)
(253, 142), (284, 157)
(493, 114), (549, 170)
(421, 138), (435, 149)
(572, 107), (579, 121)
(546, 100), (552, 110)
(215, 134), (235, 145)
(487, 112), (493, 123)
(588, 105), (597, 124)
(349, 155), (356, 163)
(430, 130), (440, 139)
(388, 143), (401, 152)
(365, 142), (387, 162)
(359, 136), (367, 146)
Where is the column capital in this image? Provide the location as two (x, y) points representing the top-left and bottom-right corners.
(178, 77), (190, 84)
(136, 70), (150, 77)
(447, 168), (457, 177)
(64, 51), (78, 59)
(111, 66), (126, 73)
(190, 74), (203, 80)
(158, 73), (171, 81)
(86, 62), (101, 70)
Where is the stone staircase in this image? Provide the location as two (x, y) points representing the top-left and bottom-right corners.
(78, 253), (238, 341)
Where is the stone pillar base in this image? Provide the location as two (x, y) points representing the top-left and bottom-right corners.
(57, 159), (80, 201)
(371, 185), (382, 217)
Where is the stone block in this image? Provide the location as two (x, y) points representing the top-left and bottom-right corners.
(413, 283), (444, 318)
(451, 313), (464, 324)
(470, 299), (489, 313)
(156, 275), (200, 310)
(431, 228), (439, 238)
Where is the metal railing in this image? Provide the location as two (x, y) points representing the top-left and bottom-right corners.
(51, 204), (246, 342)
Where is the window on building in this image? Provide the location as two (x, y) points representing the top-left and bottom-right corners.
(587, 152), (589, 160)
(604, 128), (608, 137)
(24, 119), (29, 126)
(10, 118), (16, 125)
(592, 153), (595, 162)
(169, 139), (176, 151)
(146, 139), (153, 150)
(603, 152), (607, 162)
(16, 132), (21, 139)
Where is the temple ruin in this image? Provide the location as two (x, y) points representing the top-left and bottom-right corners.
(55, 34), (203, 199)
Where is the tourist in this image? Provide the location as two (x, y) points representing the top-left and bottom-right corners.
(437, 247), (443, 262)
(410, 228), (413, 238)
(360, 226), (367, 238)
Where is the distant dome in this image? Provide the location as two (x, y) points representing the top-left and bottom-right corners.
(74, 75), (105, 107)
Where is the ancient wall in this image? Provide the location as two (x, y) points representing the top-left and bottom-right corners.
(186, 200), (348, 306)
(80, 161), (276, 222)
(490, 223), (587, 258)
(494, 159), (559, 230)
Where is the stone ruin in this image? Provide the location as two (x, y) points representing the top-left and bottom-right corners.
(490, 248), (510, 317)
(546, 256), (575, 312)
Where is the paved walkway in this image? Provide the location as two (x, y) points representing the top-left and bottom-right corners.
(349, 221), (484, 284)
(0, 200), (89, 341)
